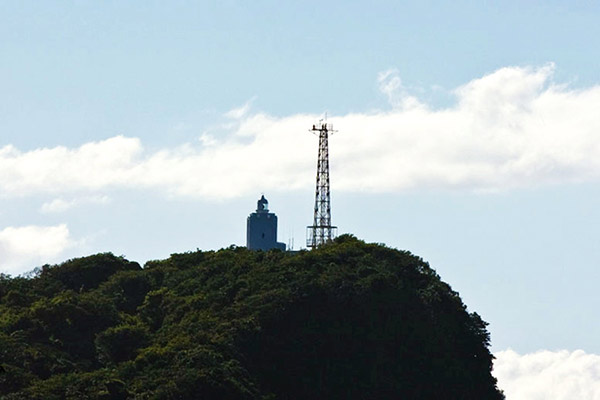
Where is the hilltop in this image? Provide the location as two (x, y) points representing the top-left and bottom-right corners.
(0, 235), (504, 399)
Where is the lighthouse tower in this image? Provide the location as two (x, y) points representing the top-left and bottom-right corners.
(246, 195), (286, 251)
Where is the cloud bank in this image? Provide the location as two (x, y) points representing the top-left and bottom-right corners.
(1, 64), (600, 200)
(0, 224), (74, 275)
(40, 195), (111, 214)
(494, 349), (600, 400)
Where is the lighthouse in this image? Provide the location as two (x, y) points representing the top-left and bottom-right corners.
(246, 195), (286, 251)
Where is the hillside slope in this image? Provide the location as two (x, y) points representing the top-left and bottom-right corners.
(0, 235), (504, 399)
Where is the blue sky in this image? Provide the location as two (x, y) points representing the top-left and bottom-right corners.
(2, 2), (600, 396)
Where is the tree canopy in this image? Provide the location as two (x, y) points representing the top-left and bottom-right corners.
(0, 235), (504, 399)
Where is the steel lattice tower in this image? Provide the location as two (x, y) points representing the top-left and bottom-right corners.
(307, 121), (337, 248)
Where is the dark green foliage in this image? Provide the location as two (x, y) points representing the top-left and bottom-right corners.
(95, 322), (149, 364)
(0, 236), (504, 399)
(98, 271), (152, 314)
(39, 253), (141, 292)
(29, 290), (119, 360)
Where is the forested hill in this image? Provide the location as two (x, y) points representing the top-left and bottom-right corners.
(0, 235), (504, 399)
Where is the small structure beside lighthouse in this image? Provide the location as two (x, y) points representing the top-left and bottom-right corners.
(246, 195), (286, 251)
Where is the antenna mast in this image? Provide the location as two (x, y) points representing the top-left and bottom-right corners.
(307, 120), (337, 248)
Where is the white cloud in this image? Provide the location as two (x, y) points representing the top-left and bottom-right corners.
(224, 97), (256, 119)
(494, 349), (600, 400)
(40, 195), (111, 213)
(1, 64), (600, 199)
(40, 198), (77, 213)
(377, 68), (421, 109)
(0, 224), (74, 275)
(0, 135), (143, 196)
(378, 68), (403, 102)
(198, 133), (218, 147)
